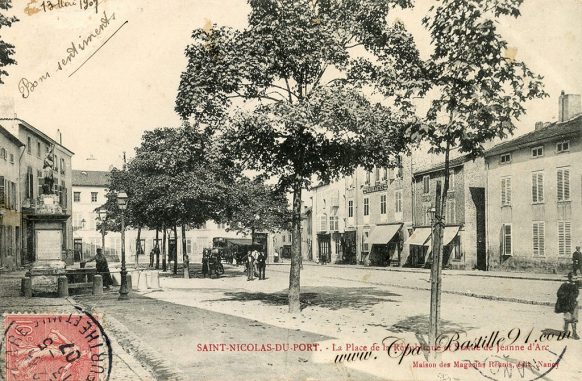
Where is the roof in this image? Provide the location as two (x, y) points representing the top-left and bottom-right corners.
(72, 170), (110, 187)
(0, 118), (75, 156)
(414, 154), (470, 177)
(485, 114), (582, 157)
(0, 124), (24, 147)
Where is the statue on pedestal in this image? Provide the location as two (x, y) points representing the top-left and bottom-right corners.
(42, 144), (55, 195)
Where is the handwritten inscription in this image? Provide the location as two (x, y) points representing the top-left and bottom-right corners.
(18, 11), (117, 98)
(25, 0), (99, 16)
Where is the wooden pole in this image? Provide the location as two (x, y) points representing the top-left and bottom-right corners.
(429, 181), (443, 357)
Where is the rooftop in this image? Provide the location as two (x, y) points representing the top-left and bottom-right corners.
(0, 118), (74, 156)
(485, 114), (582, 157)
(414, 154), (471, 177)
(72, 170), (110, 187)
(0, 124), (24, 147)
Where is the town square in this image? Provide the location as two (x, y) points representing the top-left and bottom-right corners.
(0, 0), (581, 380)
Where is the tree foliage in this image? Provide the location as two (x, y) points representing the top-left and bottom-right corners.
(0, 0), (18, 84)
(176, 0), (422, 313)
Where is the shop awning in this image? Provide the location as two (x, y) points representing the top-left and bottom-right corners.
(369, 224), (402, 246)
(405, 227), (432, 246)
(442, 226), (460, 246)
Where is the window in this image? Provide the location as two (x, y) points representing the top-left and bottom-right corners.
(363, 197), (369, 216)
(380, 194), (386, 214)
(37, 170), (43, 196)
(500, 153), (511, 164)
(54, 155), (59, 172)
(556, 141), (569, 153)
(362, 230), (370, 253)
(382, 168), (388, 181)
(501, 177), (511, 206)
(365, 171), (371, 185)
(423, 175), (430, 194)
(60, 180), (66, 207)
(557, 167), (570, 201)
(558, 221), (572, 256)
(136, 239), (146, 255)
(532, 222), (545, 257)
(0, 148), (6, 160)
(531, 171), (544, 203)
(502, 224), (512, 255)
(74, 192), (81, 202)
(446, 199), (456, 223)
(9, 153), (14, 164)
(348, 199), (353, 218)
(27, 137), (31, 154)
(60, 158), (65, 174)
(329, 214), (339, 231)
(0, 176), (4, 208)
(375, 167), (380, 184)
(36, 141), (41, 158)
(531, 146), (543, 158)
(319, 214), (327, 231)
(448, 170), (455, 191)
(26, 167), (34, 199)
(91, 192), (98, 203)
(394, 190), (402, 213)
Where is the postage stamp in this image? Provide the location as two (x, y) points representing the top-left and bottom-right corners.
(2, 308), (112, 381)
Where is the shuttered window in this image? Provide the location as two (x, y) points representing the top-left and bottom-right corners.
(532, 222), (545, 256)
(502, 224), (512, 255)
(0, 176), (5, 208)
(501, 177), (512, 206)
(363, 197), (369, 216)
(380, 194), (386, 214)
(446, 200), (456, 224)
(558, 221), (572, 256)
(394, 190), (402, 213)
(531, 172), (544, 203)
(319, 215), (327, 232)
(557, 168), (570, 201)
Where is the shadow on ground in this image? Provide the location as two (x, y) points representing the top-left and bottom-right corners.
(386, 314), (474, 335)
(209, 286), (401, 311)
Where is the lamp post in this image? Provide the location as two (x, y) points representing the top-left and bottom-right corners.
(117, 192), (129, 300)
(98, 208), (107, 255)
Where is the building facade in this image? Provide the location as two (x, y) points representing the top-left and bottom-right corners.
(485, 93), (582, 273)
(407, 156), (486, 270)
(0, 125), (24, 269)
(0, 118), (74, 267)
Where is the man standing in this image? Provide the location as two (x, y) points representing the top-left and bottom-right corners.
(572, 246), (582, 276)
(555, 272), (579, 339)
(257, 251), (266, 280)
(82, 248), (113, 289)
(246, 250), (255, 281)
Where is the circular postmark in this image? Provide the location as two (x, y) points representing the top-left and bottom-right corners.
(1, 306), (112, 381)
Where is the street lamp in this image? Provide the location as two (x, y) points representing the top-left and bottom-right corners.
(98, 208), (107, 255)
(117, 192), (129, 300)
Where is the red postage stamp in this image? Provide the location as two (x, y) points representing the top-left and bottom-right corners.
(3, 312), (111, 381)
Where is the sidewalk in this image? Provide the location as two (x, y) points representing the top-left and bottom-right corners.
(0, 272), (154, 381)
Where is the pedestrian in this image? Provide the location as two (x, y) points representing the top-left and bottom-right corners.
(257, 250), (266, 280)
(149, 248), (155, 268)
(572, 246), (582, 276)
(555, 272), (580, 339)
(82, 248), (113, 289)
(202, 249), (210, 278)
(246, 251), (255, 281)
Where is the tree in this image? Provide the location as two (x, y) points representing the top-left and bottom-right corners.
(176, 0), (422, 313)
(411, 0), (547, 347)
(0, 0), (18, 84)
(225, 177), (290, 244)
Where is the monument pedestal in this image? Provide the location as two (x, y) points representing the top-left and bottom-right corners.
(25, 195), (70, 295)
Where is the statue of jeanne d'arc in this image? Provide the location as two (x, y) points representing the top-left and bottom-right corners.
(42, 144), (55, 195)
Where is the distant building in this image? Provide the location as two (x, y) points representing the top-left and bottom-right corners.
(485, 92), (582, 273)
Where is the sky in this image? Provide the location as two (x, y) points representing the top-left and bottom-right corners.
(1, 0), (581, 171)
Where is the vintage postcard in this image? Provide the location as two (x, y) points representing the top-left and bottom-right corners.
(0, 0), (581, 380)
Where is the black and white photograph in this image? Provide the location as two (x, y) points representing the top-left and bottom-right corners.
(0, 0), (581, 380)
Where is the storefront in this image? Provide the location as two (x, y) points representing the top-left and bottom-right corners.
(405, 226), (461, 268)
(368, 223), (403, 267)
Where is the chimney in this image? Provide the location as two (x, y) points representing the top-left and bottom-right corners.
(56, 129), (62, 144)
(559, 90), (582, 122)
(534, 121), (544, 130)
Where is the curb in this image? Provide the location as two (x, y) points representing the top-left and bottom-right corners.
(269, 262), (565, 283)
(267, 267), (566, 308)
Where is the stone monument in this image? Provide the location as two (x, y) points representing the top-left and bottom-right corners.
(26, 144), (70, 295)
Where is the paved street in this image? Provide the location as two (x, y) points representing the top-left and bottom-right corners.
(2, 264), (581, 380)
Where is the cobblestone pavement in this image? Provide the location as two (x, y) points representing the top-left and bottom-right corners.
(0, 272), (155, 380)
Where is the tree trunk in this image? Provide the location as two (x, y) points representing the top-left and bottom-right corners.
(136, 226), (142, 267)
(182, 223), (189, 278)
(162, 225), (167, 272)
(155, 228), (160, 269)
(288, 181), (302, 313)
(173, 225), (178, 275)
